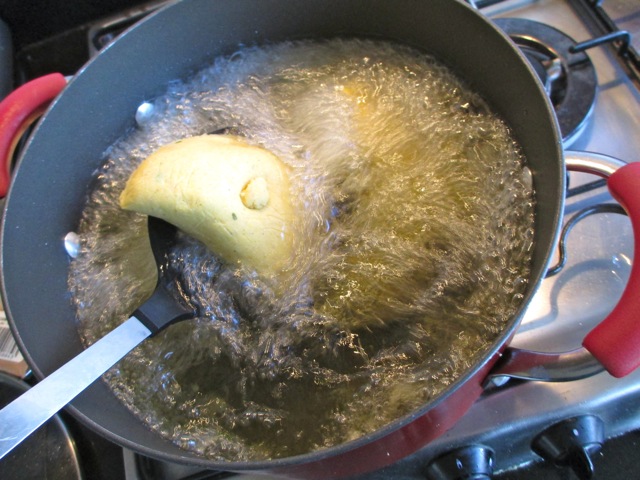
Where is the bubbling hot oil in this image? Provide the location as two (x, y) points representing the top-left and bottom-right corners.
(69, 39), (535, 460)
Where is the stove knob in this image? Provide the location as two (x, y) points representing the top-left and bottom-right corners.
(531, 415), (604, 480)
(424, 445), (494, 480)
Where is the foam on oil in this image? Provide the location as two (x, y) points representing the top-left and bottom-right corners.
(69, 39), (535, 460)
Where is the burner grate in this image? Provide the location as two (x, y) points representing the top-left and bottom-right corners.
(494, 18), (598, 145)
(568, 0), (640, 87)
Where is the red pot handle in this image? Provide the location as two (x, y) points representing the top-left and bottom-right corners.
(484, 154), (640, 388)
(0, 73), (67, 198)
(582, 161), (640, 378)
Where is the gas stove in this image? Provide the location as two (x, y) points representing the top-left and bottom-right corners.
(1, 0), (639, 479)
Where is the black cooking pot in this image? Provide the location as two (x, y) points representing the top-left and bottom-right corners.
(1, 0), (640, 478)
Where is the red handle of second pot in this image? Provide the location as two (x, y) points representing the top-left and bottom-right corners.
(0, 73), (67, 198)
(583, 162), (640, 378)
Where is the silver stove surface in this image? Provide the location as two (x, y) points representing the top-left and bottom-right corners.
(116, 1), (640, 478)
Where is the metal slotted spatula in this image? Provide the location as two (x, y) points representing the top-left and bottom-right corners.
(0, 216), (195, 459)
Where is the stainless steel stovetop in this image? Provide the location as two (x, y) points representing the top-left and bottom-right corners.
(2, 0), (640, 479)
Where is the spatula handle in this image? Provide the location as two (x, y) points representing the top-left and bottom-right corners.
(0, 316), (151, 460)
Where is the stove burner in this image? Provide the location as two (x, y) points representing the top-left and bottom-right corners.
(494, 18), (597, 145)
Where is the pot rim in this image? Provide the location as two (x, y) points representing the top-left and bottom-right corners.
(0, 0), (564, 473)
